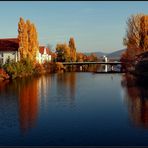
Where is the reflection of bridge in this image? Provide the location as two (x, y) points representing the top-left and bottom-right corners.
(62, 61), (122, 65)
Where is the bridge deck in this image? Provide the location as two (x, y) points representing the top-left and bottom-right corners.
(62, 62), (122, 65)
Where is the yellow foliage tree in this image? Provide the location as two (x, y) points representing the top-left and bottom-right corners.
(122, 14), (148, 61)
(18, 17), (39, 62)
(18, 17), (28, 59)
(69, 37), (76, 62)
(56, 43), (71, 62)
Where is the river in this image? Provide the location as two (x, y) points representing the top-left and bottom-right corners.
(0, 72), (148, 146)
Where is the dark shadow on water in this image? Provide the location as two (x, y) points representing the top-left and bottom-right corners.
(121, 73), (148, 129)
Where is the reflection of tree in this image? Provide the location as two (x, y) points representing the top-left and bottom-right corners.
(0, 80), (9, 92)
(121, 74), (148, 128)
(18, 77), (39, 133)
(56, 72), (76, 105)
(0, 77), (39, 133)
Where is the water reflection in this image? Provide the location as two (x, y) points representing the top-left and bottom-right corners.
(0, 73), (77, 134)
(18, 78), (39, 133)
(56, 72), (76, 106)
(0, 77), (39, 134)
(121, 73), (148, 128)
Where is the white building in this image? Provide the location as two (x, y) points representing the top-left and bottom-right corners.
(103, 55), (108, 62)
(0, 38), (20, 65)
(0, 38), (52, 65)
(37, 46), (52, 63)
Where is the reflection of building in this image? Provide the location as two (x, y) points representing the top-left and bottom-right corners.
(38, 75), (51, 110)
(19, 78), (39, 133)
(121, 74), (148, 128)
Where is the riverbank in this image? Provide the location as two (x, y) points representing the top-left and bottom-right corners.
(0, 59), (65, 80)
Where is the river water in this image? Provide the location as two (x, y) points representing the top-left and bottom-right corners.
(0, 72), (148, 146)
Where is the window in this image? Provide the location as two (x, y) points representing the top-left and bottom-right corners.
(0, 53), (3, 57)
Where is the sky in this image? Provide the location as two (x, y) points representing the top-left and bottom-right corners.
(0, 1), (148, 53)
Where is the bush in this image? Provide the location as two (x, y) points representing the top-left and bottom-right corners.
(3, 57), (34, 79)
(34, 63), (45, 74)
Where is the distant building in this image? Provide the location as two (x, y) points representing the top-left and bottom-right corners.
(103, 55), (108, 62)
(37, 46), (52, 63)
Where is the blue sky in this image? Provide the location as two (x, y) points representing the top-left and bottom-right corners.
(0, 1), (148, 53)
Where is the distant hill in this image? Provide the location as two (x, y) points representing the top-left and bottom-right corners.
(107, 49), (126, 59)
(84, 51), (107, 57)
(84, 48), (126, 59)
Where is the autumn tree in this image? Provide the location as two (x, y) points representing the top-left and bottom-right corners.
(87, 53), (98, 62)
(140, 15), (148, 52)
(18, 17), (28, 59)
(56, 43), (71, 62)
(29, 23), (39, 61)
(69, 37), (76, 62)
(18, 17), (39, 62)
(122, 14), (148, 61)
(76, 52), (84, 62)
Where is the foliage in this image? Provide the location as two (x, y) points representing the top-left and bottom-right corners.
(122, 14), (148, 61)
(76, 52), (84, 62)
(0, 68), (9, 80)
(18, 17), (39, 61)
(34, 63), (45, 74)
(69, 37), (77, 62)
(55, 62), (65, 71)
(56, 43), (71, 62)
(3, 57), (34, 79)
(18, 17), (28, 59)
(87, 53), (98, 62)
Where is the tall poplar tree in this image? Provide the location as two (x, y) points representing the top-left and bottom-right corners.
(18, 17), (39, 61)
(69, 37), (76, 62)
(18, 17), (28, 59)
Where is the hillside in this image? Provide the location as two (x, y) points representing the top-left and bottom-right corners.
(107, 49), (126, 59)
(84, 51), (107, 57)
(84, 49), (126, 59)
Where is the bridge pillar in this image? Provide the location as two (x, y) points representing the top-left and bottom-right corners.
(105, 65), (108, 72)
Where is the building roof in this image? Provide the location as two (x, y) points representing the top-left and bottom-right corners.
(39, 46), (52, 55)
(0, 38), (55, 56)
(0, 38), (19, 52)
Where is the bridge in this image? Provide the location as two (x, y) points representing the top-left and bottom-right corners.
(62, 61), (122, 65)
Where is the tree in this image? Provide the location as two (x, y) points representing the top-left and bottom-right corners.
(69, 37), (76, 62)
(122, 14), (148, 61)
(18, 17), (39, 62)
(76, 52), (84, 62)
(56, 43), (71, 62)
(140, 15), (148, 52)
(18, 17), (28, 59)
(87, 53), (98, 62)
